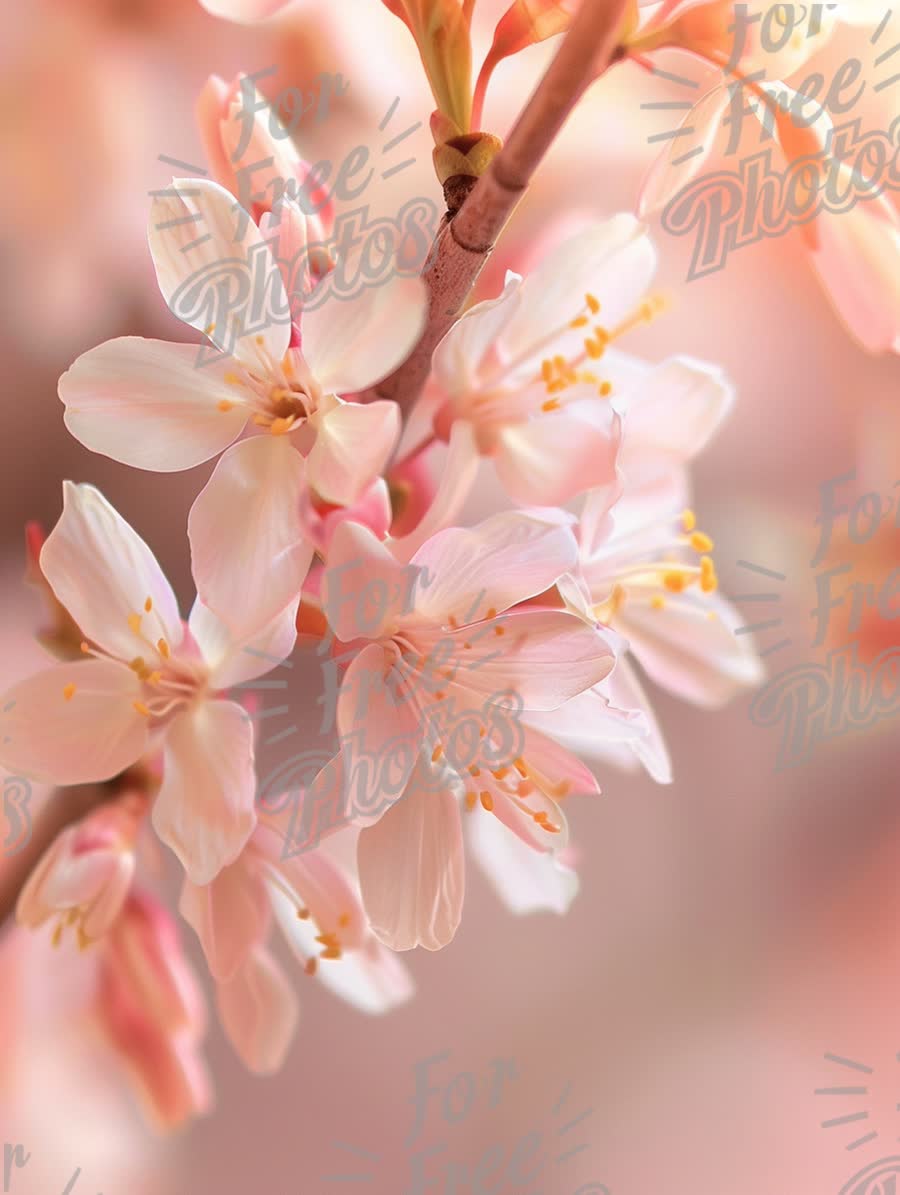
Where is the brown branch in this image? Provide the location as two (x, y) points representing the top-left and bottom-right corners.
(368, 0), (632, 409)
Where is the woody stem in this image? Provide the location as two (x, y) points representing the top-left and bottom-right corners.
(361, 0), (632, 410)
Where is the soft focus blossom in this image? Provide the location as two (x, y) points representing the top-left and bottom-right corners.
(97, 891), (212, 1130)
(17, 791), (146, 946)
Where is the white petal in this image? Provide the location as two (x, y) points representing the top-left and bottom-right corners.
(188, 597), (298, 690)
(301, 273), (427, 394)
(307, 398), (400, 505)
(60, 338), (248, 471)
(189, 436), (314, 635)
(0, 660), (147, 785)
(468, 810), (579, 916)
(41, 482), (183, 662)
(153, 700), (257, 885)
(499, 217), (657, 364)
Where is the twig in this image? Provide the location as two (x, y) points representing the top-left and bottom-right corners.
(365, 0), (632, 409)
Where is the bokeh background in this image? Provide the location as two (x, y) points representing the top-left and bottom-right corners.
(1, 1), (899, 1191)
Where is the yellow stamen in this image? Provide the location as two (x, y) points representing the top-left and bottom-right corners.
(224, 372), (242, 386)
(127, 613), (142, 634)
(650, 596), (666, 611)
(663, 571), (686, 593)
(144, 596), (153, 613)
(586, 293), (600, 314)
(63, 683), (76, 701)
(218, 400), (235, 412)
(690, 532), (714, 553)
(133, 701), (151, 717)
(682, 508), (697, 532)
(465, 792), (477, 811)
(570, 315), (589, 328)
(542, 398), (560, 412)
(599, 381), (612, 397)
(480, 791), (494, 812)
(269, 416), (294, 436)
(157, 639), (170, 659)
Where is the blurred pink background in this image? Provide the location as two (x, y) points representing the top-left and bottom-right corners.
(1, 1), (899, 1191)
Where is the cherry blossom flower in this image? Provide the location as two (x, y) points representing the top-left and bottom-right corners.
(59, 178), (427, 628)
(409, 216), (734, 526)
(305, 511), (621, 950)
(0, 482), (299, 885)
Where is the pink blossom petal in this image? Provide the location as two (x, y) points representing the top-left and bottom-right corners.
(189, 436), (314, 635)
(187, 596), (298, 690)
(409, 511), (579, 625)
(451, 609), (617, 711)
(179, 863), (271, 983)
(337, 645), (424, 818)
(322, 521), (410, 642)
(152, 700), (257, 885)
(357, 768), (465, 952)
(808, 187), (900, 355)
(494, 397), (622, 505)
(0, 660), (147, 785)
(467, 809), (579, 915)
(301, 273), (427, 394)
(60, 337), (248, 472)
(638, 84), (729, 218)
(307, 398), (400, 505)
(500, 216), (657, 361)
(41, 482), (184, 662)
(216, 946), (298, 1075)
(390, 421), (481, 563)
(620, 590), (764, 707)
(617, 355), (735, 467)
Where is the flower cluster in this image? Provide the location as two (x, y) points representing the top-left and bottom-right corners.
(0, 56), (761, 1128)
